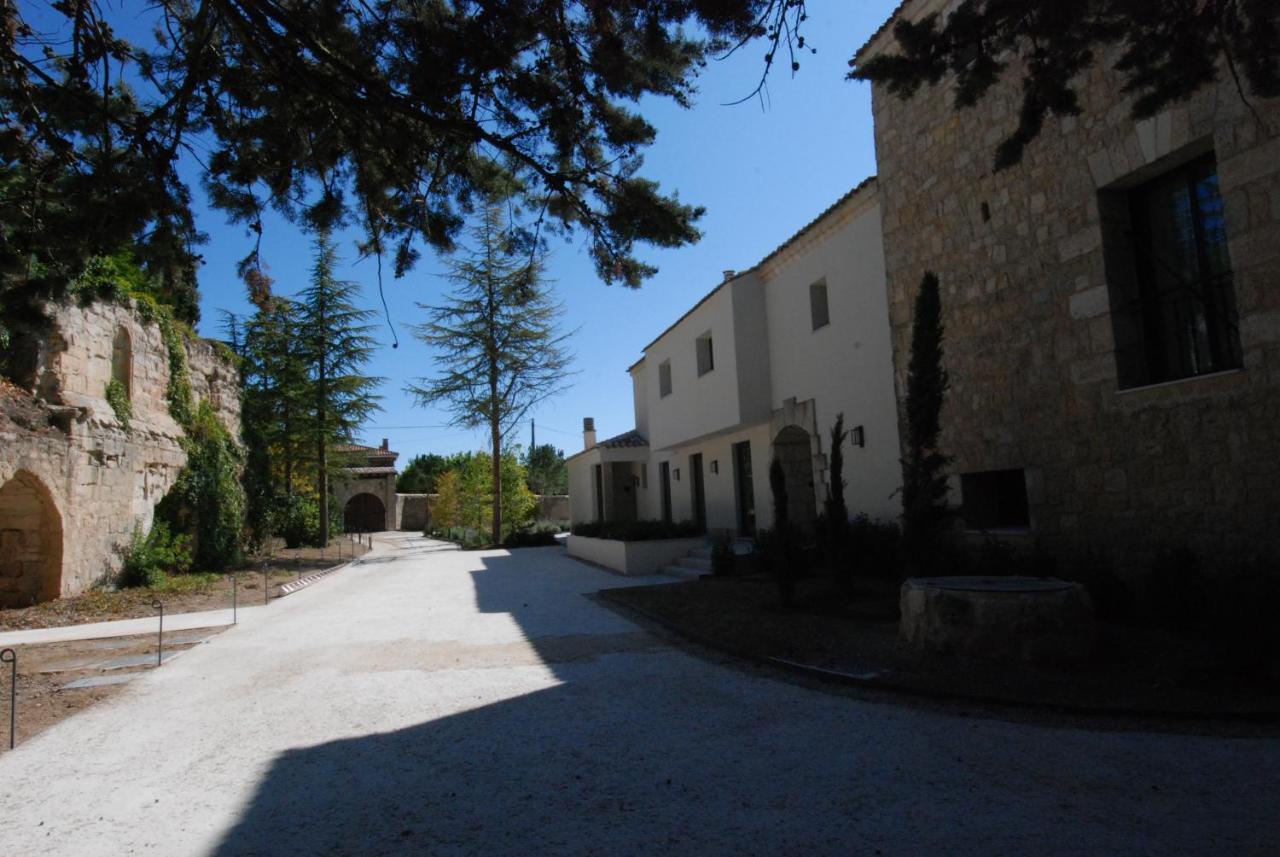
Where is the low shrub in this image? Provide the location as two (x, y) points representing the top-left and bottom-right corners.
(846, 515), (903, 579)
(118, 522), (193, 589)
(276, 494), (322, 549)
(503, 525), (559, 549)
(570, 519), (703, 541)
(710, 535), (735, 577)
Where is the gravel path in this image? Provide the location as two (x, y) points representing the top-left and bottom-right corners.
(0, 533), (1274, 856)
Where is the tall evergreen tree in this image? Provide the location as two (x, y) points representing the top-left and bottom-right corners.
(901, 272), (951, 557)
(525, 444), (569, 496)
(409, 205), (572, 544)
(298, 233), (383, 545)
(235, 298), (313, 545)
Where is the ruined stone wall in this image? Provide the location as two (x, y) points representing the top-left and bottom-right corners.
(0, 299), (240, 604)
(868, 25), (1280, 571)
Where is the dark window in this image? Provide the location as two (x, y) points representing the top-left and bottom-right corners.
(960, 469), (1030, 530)
(1104, 153), (1241, 388)
(696, 333), (714, 376)
(810, 280), (830, 330)
(658, 360), (672, 397)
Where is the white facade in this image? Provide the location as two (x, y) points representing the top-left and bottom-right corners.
(567, 179), (901, 537)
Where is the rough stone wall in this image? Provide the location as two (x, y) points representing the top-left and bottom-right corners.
(396, 494), (429, 531)
(334, 475), (397, 532)
(0, 299), (240, 604)
(870, 37), (1280, 571)
(534, 495), (570, 523)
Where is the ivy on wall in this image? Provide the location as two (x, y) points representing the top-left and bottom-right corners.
(104, 378), (132, 431)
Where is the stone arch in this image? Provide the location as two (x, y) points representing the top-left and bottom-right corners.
(111, 326), (133, 400)
(0, 470), (64, 607)
(343, 492), (386, 533)
(772, 425), (818, 536)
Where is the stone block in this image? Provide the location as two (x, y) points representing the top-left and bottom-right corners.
(899, 577), (1097, 664)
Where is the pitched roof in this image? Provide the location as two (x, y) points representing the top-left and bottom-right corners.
(341, 466), (398, 477)
(598, 429), (648, 449)
(628, 176), (878, 369)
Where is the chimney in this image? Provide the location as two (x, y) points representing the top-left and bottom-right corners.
(380, 438), (389, 451)
(722, 269), (736, 282)
(583, 417), (597, 450)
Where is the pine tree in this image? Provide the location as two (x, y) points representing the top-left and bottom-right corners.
(901, 272), (951, 558)
(409, 205), (572, 545)
(298, 233), (383, 545)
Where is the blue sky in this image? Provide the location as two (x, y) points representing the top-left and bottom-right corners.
(179, 2), (900, 464)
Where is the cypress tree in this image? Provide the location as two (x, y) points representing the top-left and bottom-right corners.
(901, 272), (951, 559)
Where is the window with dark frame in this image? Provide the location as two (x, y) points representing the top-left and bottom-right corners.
(810, 280), (829, 330)
(960, 469), (1030, 530)
(658, 359), (672, 397)
(696, 332), (714, 376)
(1102, 152), (1242, 389)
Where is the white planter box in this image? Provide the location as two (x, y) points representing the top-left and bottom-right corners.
(567, 535), (705, 577)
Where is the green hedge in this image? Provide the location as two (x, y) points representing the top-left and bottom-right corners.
(570, 519), (703, 542)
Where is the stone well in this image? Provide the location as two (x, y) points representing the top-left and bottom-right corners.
(899, 577), (1096, 664)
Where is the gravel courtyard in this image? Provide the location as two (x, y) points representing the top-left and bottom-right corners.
(0, 533), (1274, 856)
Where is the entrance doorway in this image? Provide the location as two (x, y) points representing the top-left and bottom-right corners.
(343, 493), (386, 532)
(771, 426), (817, 536)
(659, 461), (672, 522)
(0, 471), (63, 607)
(689, 453), (706, 531)
(733, 441), (756, 537)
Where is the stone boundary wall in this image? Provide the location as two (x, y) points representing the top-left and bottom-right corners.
(0, 299), (240, 604)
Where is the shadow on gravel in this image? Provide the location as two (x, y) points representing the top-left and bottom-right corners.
(209, 548), (1280, 856)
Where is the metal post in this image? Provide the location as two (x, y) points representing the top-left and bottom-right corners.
(263, 561), (270, 605)
(152, 599), (164, 667)
(231, 572), (238, 624)
(1, 648), (15, 749)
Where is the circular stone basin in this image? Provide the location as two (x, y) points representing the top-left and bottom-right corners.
(900, 576), (1096, 664)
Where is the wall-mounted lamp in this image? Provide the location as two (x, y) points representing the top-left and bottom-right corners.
(851, 425), (866, 448)
(710, 460), (719, 475)
(674, 468), (681, 481)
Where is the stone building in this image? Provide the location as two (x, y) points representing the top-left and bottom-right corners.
(0, 299), (240, 606)
(334, 440), (399, 532)
(859, 1), (1280, 568)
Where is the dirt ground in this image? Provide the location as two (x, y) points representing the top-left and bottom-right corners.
(600, 575), (1280, 725)
(0, 627), (227, 752)
(0, 538), (370, 632)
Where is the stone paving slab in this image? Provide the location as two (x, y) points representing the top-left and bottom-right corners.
(99, 651), (182, 670)
(59, 674), (140, 691)
(38, 657), (105, 674)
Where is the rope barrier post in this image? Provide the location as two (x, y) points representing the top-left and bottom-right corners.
(263, 561), (270, 606)
(1, 648), (15, 749)
(231, 571), (238, 624)
(152, 598), (164, 667)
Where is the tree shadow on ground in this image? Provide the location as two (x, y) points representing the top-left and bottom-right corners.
(208, 549), (1278, 856)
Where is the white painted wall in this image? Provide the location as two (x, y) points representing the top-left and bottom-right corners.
(763, 191), (902, 522)
(573, 181), (900, 534)
(644, 284), (747, 451)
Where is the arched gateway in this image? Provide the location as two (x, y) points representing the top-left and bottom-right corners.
(343, 492), (386, 533)
(0, 471), (63, 607)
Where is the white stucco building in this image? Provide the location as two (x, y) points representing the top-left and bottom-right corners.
(567, 178), (901, 538)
